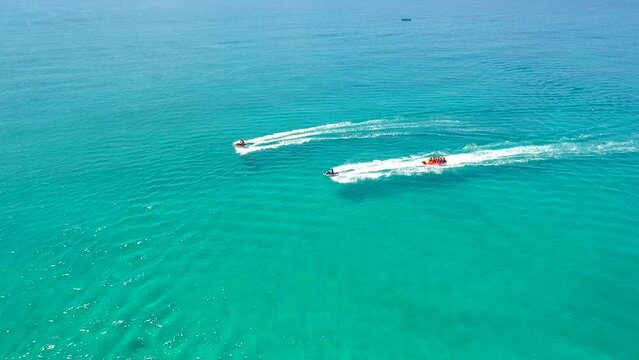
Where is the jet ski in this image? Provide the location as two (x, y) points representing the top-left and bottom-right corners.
(233, 140), (246, 147)
(324, 170), (339, 177)
(422, 157), (447, 165)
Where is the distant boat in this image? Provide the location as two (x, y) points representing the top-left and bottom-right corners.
(402, 18), (412, 22)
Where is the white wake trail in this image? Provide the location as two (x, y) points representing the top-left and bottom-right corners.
(233, 118), (459, 155)
(234, 120), (382, 155)
(330, 140), (638, 184)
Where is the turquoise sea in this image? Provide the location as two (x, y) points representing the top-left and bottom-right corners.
(1, 0), (639, 358)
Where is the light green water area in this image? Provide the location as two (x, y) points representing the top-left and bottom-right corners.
(1, 1), (638, 358)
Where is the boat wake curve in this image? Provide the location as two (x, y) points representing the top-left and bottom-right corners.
(330, 139), (638, 183)
(233, 118), (461, 155)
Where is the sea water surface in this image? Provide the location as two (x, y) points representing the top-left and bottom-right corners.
(1, 0), (639, 358)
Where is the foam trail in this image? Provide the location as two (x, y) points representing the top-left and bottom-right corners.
(330, 140), (638, 184)
(233, 118), (459, 155)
